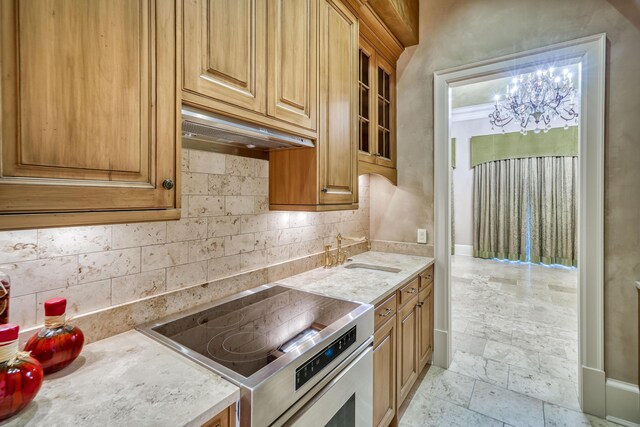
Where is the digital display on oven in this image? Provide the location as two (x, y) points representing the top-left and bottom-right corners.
(295, 326), (357, 390)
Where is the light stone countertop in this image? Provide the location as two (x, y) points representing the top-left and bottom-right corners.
(3, 251), (431, 426)
(3, 330), (239, 427)
(274, 251), (435, 305)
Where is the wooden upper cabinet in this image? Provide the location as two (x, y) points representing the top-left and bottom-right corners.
(267, 0), (358, 211)
(267, 0), (317, 130)
(183, 0), (318, 137)
(183, 0), (267, 114)
(318, 0), (358, 205)
(0, 0), (179, 229)
(375, 55), (395, 169)
(358, 37), (376, 165)
(357, 35), (396, 183)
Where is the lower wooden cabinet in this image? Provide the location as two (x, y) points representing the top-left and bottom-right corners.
(372, 265), (434, 427)
(202, 403), (236, 427)
(373, 299), (397, 427)
(417, 282), (434, 372)
(397, 292), (419, 407)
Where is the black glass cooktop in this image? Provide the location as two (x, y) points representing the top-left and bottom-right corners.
(151, 286), (359, 378)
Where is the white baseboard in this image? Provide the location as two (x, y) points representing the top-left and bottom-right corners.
(454, 244), (473, 256)
(606, 379), (640, 426)
(582, 366), (606, 418)
(432, 328), (449, 369)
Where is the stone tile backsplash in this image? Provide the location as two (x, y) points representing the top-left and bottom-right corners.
(0, 149), (370, 330)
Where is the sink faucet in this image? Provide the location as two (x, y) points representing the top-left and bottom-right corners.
(323, 244), (337, 269)
(336, 233), (370, 265)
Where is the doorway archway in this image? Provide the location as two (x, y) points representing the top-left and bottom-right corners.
(432, 33), (606, 417)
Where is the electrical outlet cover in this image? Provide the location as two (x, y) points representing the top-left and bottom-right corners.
(417, 229), (427, 244)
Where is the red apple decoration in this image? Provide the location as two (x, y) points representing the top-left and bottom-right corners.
(0, 323), (44, 421)
(24, 298), (84, 374)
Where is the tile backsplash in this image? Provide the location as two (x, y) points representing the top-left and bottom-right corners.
(0, 149), (370, 330)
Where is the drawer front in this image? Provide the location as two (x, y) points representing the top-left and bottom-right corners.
(420, 265), (434, 289)
(398, 277), (420, 308)
(375, 294), (397, 331)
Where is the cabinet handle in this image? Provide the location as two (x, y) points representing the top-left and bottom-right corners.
(417, 301), (424, 307)
(406, 287), (417, 294)
(378, 308), (392, 317)
(162, 179), (175, 190)
(321, 187), (328, 193)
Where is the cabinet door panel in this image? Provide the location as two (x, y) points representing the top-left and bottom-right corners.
(418, 283), (434, 371)
(267, 0), (317, 129)
(318, 0), (358, 205)
(183, 0), (266, 113)
(373, 316), (396, 427)
(397, 296), (418, 406)
(0, 0), (178, 214)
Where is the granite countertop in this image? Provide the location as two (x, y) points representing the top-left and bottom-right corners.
(3, 331), (239, 427)
(274, 251), (434, 305)
(3, 251), (432, 426)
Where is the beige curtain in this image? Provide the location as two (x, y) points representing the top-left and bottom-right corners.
(473, 156), (577, 267)
(473, 159), (527, 261)
(529, 157), (577, 267)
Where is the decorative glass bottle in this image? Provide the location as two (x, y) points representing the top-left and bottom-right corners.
(0, 271), (10, 324)
(25, 298), (84, 374)
(0, 323), (44, 420)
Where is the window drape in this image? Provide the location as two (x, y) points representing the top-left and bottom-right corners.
(472, 156), (577, 267)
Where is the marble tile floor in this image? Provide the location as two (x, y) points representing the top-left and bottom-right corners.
(399, 256), (620, 427)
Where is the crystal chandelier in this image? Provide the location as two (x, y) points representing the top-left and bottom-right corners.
(489, 67), (579, 135)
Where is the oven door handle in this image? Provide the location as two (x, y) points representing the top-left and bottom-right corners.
(272, 336), (374, 426)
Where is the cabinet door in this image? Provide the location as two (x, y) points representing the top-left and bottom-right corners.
(203, 403), (235, 427)
(318, 0), (358, 205)
(358, 37), (377, 164)
(267, 0), (317, 130)
(0, 0), (178, 220)
(373, 315), (396, 427)
(183, 0), (266, 113)
(375, 55), (396, 168)
(397, 295), (419, 406)
(418, 283), (434, 371)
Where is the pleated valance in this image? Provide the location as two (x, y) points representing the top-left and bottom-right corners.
(470, 126), (578, 167)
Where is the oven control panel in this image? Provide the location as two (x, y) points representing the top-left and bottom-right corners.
(295, 326), (357, 390)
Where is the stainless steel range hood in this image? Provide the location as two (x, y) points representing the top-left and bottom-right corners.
(181, 106), (314, 159)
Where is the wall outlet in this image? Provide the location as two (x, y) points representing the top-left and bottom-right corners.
(417, 229), (427, 244)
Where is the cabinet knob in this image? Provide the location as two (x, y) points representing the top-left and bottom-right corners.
(321, 187), (328, 193)
(162, 179), (175, 190)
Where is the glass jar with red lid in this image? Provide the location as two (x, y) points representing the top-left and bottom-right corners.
(0, 271), (10, 324)
(0, 323), (43, 420)
(25, 298), (84, 374)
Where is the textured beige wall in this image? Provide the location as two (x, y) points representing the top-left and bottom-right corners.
(370, 0), (640, 383)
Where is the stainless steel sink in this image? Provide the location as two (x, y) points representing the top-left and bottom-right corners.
(344, 263), (401, 273)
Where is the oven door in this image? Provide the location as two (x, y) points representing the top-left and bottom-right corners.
(280, 344), (373, 427)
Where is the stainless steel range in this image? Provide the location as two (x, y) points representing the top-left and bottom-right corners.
(138, 285), (374, 427)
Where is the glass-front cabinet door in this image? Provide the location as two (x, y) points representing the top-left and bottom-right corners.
(375, 56), (395, 168)
(358, 37), (376, 164)
(357, 36), (396, 176)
